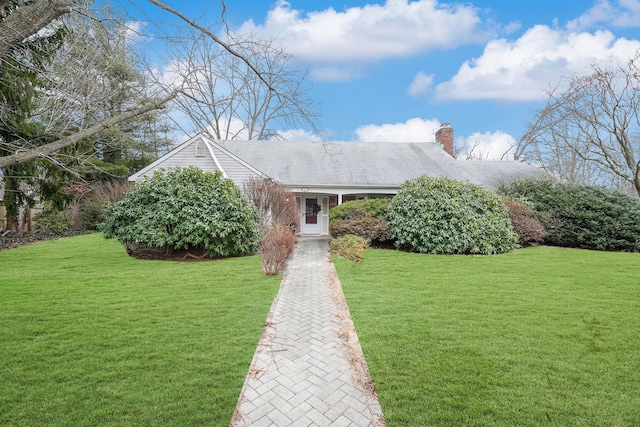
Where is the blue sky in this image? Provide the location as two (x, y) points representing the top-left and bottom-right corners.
(119, 0), (640, 159)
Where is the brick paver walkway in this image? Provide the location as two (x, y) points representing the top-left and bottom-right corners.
(231, 237), (385, 426)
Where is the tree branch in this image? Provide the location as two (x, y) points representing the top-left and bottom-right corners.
(0, 90), (180, 169)
(0, 0), (73, 58)
(147, 0), (276, 94)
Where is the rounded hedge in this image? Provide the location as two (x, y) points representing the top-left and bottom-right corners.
(500, 179), (640, 252)
(387, 175), (517, 255)
(329, 198), (391, 242)
(100, 167), (259, 258)
(329, 198), (391, 221)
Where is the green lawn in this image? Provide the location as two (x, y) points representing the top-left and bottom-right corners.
(334, 246), (640, 426)
(0, 234), (280, 426)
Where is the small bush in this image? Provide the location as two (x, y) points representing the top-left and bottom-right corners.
(259, 224), (295, 275)
(329, 199), (391, 243)
(503, 198), (547, 247)
(100, 167), (259, 258)
(330, 234), (368, 262)
(33, 203), (72, 236)
(388, 176), (517, 255)
(500, 179), (640, 252)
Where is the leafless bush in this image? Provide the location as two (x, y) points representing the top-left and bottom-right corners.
(75, 180), (130, 230)
(244, 177), (299, 239)
(245, 177), (299, 275)
(260, 224), (295, 275)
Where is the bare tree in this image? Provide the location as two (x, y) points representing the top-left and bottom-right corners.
(34, 2), (176, 177)
(0, 0), (180, 170)
(170, 30), (319, 140)
(0, 0), (321, 170)
(517, 52), (640, 196)
(457, 140), (492, 161)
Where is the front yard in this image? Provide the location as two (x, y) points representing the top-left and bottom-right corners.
(3, 234), (639, 426)
(334, 246), (640, 426)
(0, 234), (280, 426)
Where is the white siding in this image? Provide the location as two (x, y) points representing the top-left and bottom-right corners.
(213, 146), (265, 187)
(133, 140), (219, 181)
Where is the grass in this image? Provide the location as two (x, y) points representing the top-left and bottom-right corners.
(334, 246), (640, 426)
(0, 234), (280, 426)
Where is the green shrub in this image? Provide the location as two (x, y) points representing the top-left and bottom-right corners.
(387, 176), (517, 255)
(330, 234), (368, 262)
(329, 198), (390, 220)
(330, 216), (390, 241)
(329, 199), (391, 243)
(500, 179), (640, 251)
(33, 203), (72, 236)
(503, 198), (548, 247)
(100, 167), (259, 258)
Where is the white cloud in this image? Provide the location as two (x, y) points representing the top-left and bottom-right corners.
(407, 71), (434, 96)
(151, 58), (189, 90)
(355, 117), (441, 142)
(277, 128), (324, 141)
(237, 0), (489, 79)
(435, 25), (640, 101)
(310, 65), (365, 82)
(123, 21), (148, 44)
(568, 0), (640, 30)
(459, 131), (516, 160)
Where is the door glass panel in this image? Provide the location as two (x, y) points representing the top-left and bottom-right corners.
(305, 198), (319, 224)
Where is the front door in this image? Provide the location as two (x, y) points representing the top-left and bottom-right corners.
(302, 196), (321, 234)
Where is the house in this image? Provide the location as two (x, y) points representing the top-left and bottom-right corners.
(129, 124), (546, 235)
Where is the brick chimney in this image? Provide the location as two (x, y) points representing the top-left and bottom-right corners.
(435, 123), (454, 157)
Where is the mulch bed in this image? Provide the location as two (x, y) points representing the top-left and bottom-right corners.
(0, 232), (215, 262)
(0, 231), (90, 252)
(125, 244), (216, 262)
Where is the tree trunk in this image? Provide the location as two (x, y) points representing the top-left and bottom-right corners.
(2, 169), (21, 233)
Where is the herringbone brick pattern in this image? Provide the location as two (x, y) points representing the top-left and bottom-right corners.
(231, 237), (385, 426)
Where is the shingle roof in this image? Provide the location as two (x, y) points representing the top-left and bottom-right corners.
(214, 140), (546, 190)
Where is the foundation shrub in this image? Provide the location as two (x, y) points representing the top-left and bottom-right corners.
(100, 167), (259, 258)
(330, 234), (368, 262)
(244, 177), (299, 237)
(259, 224), (295, 275)
(329, 199), (391, 243)
(500, 178), (640, 251)
(503, 198), (548, 247)
(388, 175), (517, 255)
(244, 178), (299, 274)
(329, 198), (391, 221)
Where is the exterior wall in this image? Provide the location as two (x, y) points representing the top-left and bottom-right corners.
(132, 141), (219, 181)
(212, 148), (264, 188)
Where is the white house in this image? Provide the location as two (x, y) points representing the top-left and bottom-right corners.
(129, 126), (546, 235)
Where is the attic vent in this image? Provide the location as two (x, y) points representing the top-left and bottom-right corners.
(195, 140), (206, 157)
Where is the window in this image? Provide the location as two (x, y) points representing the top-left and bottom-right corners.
(195, 140), (206, 157)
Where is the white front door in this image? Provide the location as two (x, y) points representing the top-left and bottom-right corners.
(302, 196), (321, 234)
